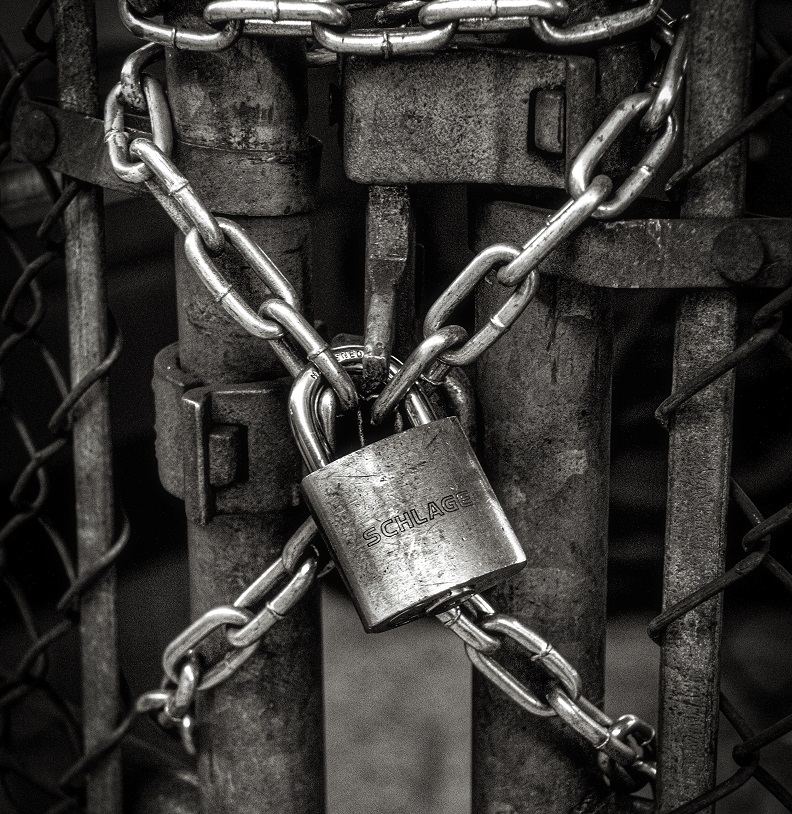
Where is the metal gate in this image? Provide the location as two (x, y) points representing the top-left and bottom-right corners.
(1, 0), (791, 812)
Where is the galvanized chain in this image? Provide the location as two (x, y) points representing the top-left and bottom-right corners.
(104, 6), (686, 790)
(118, 0), (664, 58)
(437, 594), (657, 791)
(105, 4), (792, 809)
(369, 10), (686, 422)
(103, 44), (358, 413)
(126, 518), (323, 752)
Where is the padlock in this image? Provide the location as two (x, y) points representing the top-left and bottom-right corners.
(289, 345), (526, 632)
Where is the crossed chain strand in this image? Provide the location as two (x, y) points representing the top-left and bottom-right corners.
(102, 6), (688, 792)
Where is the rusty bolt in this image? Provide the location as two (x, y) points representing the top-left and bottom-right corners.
(711, 222), (765, 283)
(12, 107), (58, 165)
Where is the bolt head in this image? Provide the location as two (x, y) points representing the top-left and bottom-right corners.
(12, 107), (58, 165)
(712, 223), (765, 283)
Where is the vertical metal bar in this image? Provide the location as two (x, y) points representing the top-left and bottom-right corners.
(658, 1), (754, 810)
(53, 2), (120, 813)
(474, 278), (612, 813)
(471, 3), (650, 810)
(363, 184), (415, 391)
(164, 5), (323, 813)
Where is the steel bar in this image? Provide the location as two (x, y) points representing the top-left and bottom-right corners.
(473, 202), (791, 289)
(163, 3), (323, 813)
(474, 276), (612, 812)
(657, 1), (755, 812)
(53, 3), (120, 813)
(471, 3), (651, 810)
(362, 185), (415, 393)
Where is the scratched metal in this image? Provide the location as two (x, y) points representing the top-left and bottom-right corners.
(163, 2), (324, 812)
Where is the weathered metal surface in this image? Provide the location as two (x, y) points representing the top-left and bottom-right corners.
(182, 378), (301, 523)
(474, 275), (613, 813)
(10, 99), (321, 216)
(657, 0), (754, 811)
(163, 2), (324, 812)
(54, 0), (121, 814)
(152, 344), (301, 522)
(153, 343), (202, 499)
(473, 201), (792, 288)
(343, 47), (596, 186)
(363, 185), (415, 393)
(471, 3), (649, 810)
(53, 3), (120, 814)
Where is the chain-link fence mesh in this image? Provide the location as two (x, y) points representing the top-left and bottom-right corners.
(0, 5), (126, 812)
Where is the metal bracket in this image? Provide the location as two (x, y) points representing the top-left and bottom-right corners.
(10, 99), (321, 216)
(343, 47), (595, 186)
(153, 343), (300, 524)
(473, 198), (792, 288)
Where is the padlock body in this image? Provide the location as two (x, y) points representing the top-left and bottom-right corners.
(302, 417), (526, 631)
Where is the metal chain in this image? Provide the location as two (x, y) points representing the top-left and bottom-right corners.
(370, 10), (686, 422)
(119, 0), (664, 58)
(74, 518), (326, 764)
(105, 6), (686, 788)
(437, 594), (657, 791)
(103, 45), (358, 412)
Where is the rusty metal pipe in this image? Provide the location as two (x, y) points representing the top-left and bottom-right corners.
(470, 2), (651, 810)
(164, 3), (323, 812)
(53, 3), (120, 813)
(657, 1), (754, 811)
(474, 277), (612, 812)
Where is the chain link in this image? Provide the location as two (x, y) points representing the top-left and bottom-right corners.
(120, 0), (663, 56)
(137, 518), (324, 750)
(368, 17), (683, 419)
(104, 44), (359, 412)
(438, 595), (657, 790)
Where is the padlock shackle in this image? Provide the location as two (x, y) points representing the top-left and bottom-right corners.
(289, 344), (434, 472)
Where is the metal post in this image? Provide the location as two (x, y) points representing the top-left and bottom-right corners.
(53, 3), (120, 814)
(658, 1), (754, 810)
(471, 3), (648, 810)
(164, 4), (323, 813)
(474, 278), (612, 812)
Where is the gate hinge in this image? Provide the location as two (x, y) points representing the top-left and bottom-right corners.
(153, 343), (301, 524)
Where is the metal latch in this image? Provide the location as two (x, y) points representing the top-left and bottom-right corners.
(342, 46), (595, 186)
(153, 343), (300, 524)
